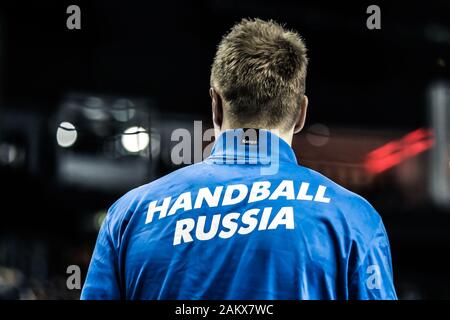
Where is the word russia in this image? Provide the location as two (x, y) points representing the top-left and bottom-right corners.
(144, 179), (332, 246)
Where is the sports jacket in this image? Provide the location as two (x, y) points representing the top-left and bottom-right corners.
(81, 128), (397, 299)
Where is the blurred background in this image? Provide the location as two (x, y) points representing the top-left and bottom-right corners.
(0, 0), (449, 299)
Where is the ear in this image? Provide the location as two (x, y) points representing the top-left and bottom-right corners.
(293, 95), (308, 134)
(210, 87), (223, 129)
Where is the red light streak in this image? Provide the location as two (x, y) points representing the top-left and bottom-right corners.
(364, 128), (435, 174)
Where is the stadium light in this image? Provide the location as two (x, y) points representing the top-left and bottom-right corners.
(121, 126), (149, 153)
(56, 121), (78, 148)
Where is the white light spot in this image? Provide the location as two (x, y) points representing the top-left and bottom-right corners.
(121, 126), (149, 153)
(57, 122), (78, 148)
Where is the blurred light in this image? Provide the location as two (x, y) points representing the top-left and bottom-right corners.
(93, 210), (107, 231)
(365, 128), (434, 174)
(150, 130), (161, 157)
(0, 143), (18, 165)
(56, 122), (78, 148)
(437, 58), (446, 68)
(111, 99), (136, 122)
(428, 82), (450, 208)
(424, 24), (450, 44)
(121, 126), (149, 153)
(306, 123), (330, 147)
(82, 97), (108, 121)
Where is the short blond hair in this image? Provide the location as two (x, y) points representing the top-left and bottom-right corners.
(211, 18), (308, 130)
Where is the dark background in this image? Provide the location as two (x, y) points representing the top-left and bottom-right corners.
(0, 0), (449, 299)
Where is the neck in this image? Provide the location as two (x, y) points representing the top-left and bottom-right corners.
(215, 127), (294, 146)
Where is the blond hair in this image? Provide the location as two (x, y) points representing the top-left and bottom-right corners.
(211, 18), (308, 130)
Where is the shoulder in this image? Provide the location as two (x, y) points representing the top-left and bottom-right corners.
(294, 164), (383, 237)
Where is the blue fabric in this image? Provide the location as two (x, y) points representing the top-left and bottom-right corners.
(81, 129), (397, 300)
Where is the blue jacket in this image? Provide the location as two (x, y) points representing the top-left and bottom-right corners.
(81, 129), (397, 300)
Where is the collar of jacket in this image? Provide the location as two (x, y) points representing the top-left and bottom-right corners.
(207, 128), (298, 165)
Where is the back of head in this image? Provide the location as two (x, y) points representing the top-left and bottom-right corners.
(211, 18), (308, 131)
